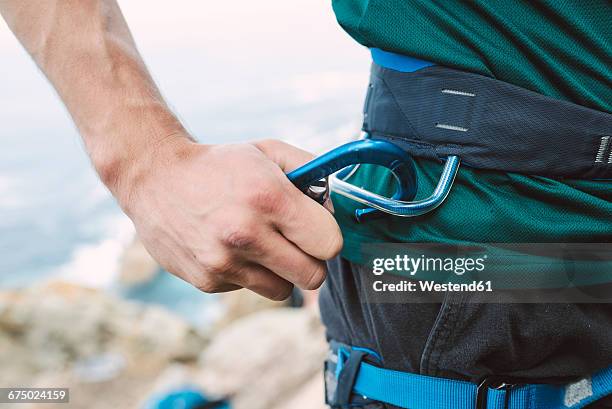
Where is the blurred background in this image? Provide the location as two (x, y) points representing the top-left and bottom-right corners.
(0, 1), (369, 408)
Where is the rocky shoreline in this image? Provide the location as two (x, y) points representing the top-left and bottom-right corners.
(0, 241), (328, 409)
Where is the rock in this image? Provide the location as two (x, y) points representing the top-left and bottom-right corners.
(118, 238), (160, 286)
(0, 281), (329, 408)
(0, 281), (208, 388)
(195, 308), (328, 409)
(271, 372), (327, 409)
(214, 289), (285, 329)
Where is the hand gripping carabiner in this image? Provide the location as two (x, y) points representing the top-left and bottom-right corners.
(286, 138), (460, 221)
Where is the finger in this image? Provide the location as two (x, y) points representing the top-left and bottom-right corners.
(245, 229), (328, 290)
(230, 263), (294, 301)
(252, 139), (314, 172)
(323, 195), (335, 214)
(196, 281), (242, 293)
(252, 139), (343, 260)
(277, 188), (343, 260)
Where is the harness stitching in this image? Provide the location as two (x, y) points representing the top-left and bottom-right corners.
(441, 89), (476, 97)
(435, 123), (468, 132)
(595, 136), (609, 163)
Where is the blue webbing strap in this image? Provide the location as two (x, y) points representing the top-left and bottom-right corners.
(351, 360), (612, 409)
(371, 48), (434, 73)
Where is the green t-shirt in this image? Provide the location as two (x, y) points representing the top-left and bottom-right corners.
(330, 0), (612, 262)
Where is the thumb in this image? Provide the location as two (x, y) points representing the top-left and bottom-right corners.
(252, 139), (315, 172)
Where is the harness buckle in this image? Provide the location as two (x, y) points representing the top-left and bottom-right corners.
(325, 347), (377, 408)
(476, 376), (523, 409)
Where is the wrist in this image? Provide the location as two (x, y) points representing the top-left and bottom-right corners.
(92, 124), (195, 210)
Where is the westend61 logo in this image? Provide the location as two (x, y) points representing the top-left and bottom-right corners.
(372, 254), (487, 276)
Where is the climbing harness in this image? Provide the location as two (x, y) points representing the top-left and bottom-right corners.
(325, 341), (612, 409)
(288, 48), (611, 221)
(288, 48), (612, 408)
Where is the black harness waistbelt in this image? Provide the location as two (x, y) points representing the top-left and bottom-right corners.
(363, 63), (612, 179)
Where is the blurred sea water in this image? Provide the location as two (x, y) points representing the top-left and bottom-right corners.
(0, 0), (370, 324)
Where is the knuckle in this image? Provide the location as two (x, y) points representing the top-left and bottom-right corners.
(194, 275), (223, 293)
(199, 251), (233, 275)
(220, 219), (259, 251)
(244, 185), (285, 214)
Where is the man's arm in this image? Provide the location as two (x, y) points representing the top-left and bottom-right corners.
(1, 0), (342, 300)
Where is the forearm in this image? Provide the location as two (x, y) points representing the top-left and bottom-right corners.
(1, 1), (343, 300)
(0, 0), (187, 195)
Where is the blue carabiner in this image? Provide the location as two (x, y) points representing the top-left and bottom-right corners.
(287, 138), (416, 221)
(287, 138), (460, 221)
